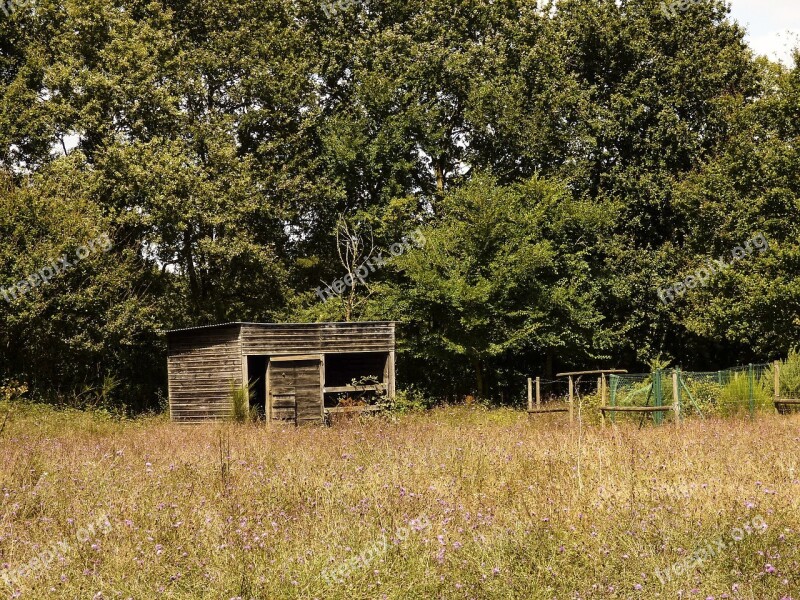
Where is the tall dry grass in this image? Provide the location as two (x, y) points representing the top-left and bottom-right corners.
(0, 404), (798, 599)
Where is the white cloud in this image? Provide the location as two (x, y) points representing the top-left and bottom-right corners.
(727, 0), (800, 64)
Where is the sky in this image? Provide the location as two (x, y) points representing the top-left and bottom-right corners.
(728, 0), (800, 64)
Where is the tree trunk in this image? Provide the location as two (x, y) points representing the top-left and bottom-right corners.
(434, 157), (445, 195)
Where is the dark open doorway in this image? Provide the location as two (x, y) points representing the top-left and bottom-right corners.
(247, 356), (268, 418)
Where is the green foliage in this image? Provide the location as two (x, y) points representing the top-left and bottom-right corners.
(383, 174), (611, 398)
(0, 0), (797, 407)
(683, 378), (723, 416)
(0, 380), (28, 403)
(716, 371), (772, 416)
(777, 349), (800, 398)
(391, 387), (433, 414)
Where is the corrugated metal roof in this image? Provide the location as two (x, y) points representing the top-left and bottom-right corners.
(163, 321), (398, 334)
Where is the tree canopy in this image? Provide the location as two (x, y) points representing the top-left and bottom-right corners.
(0, 0), (797, 407)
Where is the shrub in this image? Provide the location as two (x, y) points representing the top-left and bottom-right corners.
(229, 383), (252, 422)
(717, 371), (771, 416)
(777, 348), (800, 398)
(1, 379), (28, 403)
(391, 387), (432, 413)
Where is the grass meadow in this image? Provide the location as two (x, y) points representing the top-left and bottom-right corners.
(0, 404), (798, 599)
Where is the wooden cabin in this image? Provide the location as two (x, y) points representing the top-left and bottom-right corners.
(166, 322), (396, 424)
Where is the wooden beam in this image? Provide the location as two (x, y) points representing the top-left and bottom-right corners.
(269, 354), (324, 362)
(319, 354), (326, 422)
(387, 351), (396, 401)
(557, 369), (628, 377)
(603, 406), (672, 412)
(536, 377), (541, 409)
(324, 384), (386, 394)
(774, 360), (781, 404)
(527, 407), (569, 414)
(599, 375), (606, 426)
(265, 360), (273, 421)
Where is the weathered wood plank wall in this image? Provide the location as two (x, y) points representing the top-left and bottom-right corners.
(167, 326), (242, 422)
(241, 322), (395, 354)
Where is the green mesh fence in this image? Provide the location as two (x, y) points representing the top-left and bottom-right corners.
(530, 356), (800, 424)
(608, 371), (676, 425)
(609, 363), (778, 425)
(677, 364), (773, 418)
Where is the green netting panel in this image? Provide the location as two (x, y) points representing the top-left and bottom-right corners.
(775, 353), (800, 399)
(608, 372), (675, 425)
(532, 359), (800, 422)
(677, 364), (772, 418)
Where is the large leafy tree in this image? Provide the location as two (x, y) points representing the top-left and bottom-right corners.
(382, 175), (613, 398)
(0, 161), (166, 409)
(663, 54), (800, 364)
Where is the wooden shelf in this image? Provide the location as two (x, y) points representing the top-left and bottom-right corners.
(324, 384), (385, 394)
(599, 405), (673, 413)
(325, 405), (383, 414)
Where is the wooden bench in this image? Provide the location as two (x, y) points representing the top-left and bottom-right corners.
(599, 405), (673, 415)
(599, 405), (676, 427)
(775, 399), (800, 414)
(527, 407), (569, 414)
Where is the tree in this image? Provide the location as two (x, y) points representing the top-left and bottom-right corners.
(384, 175), (612, 398)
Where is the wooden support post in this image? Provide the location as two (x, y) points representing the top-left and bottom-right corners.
(774, 360), (781, 404)
(387, 350), (396, 401)
(536, 377), (541, 409)
(568, 376), (574, 424)
(319, 355), (326, 422)
(672, 370), (680, 425)
(527, 378), (533, 412)
(603, 374), (609, 426)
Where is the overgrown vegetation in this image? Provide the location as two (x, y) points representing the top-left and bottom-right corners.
(0, 405), (797, 597)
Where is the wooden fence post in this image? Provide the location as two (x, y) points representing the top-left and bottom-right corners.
(527, 378), (533, 412)
(536, 377), (541, 410)
(599, 375), (606, 426)
(601, 374), (607, 405)
(568, 376), (574, 424)
(672, 370), (680, 425)
(774, 360), (781, 403)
